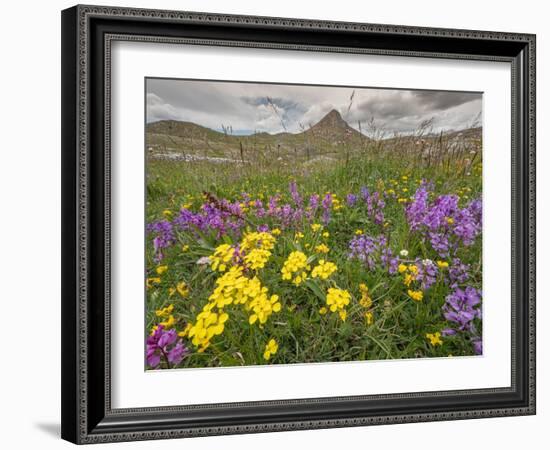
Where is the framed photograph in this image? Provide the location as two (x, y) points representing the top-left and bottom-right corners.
(61, 5), (536, 444)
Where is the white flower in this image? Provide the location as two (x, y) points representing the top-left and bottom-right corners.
(422, 258), (433, 266)
(399, 249), (409, 257)
(196, 256), (211, 265)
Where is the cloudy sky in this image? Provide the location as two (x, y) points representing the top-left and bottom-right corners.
(146, 78), (482, 136)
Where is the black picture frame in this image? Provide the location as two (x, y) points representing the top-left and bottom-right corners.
(61, 4), (536, 444)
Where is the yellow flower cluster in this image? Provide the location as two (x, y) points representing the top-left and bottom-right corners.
(210, 244), (236, 272)
(155, 303), (174, 317)
(188, 310), (229, 352)
(243, 248), (272, 270)
(241, 231), (277, 270)
(311, 260), (338, 280)
(426, 332), (443, 346)
(156, 265), (168, 275)
(398, 263), (424, 302)
(281, 251), (311, 285)
(188, 265), (282, 352)
(314, 243), (329, 254)
(146, 277), (161, 289)
(240, 231), (276, 252)
(263, 339), (278, 360)
(358, 284), (374, 325)
(169, 281), (190, 298)
(311, 223), (322, 232)
(358, 283), (372, 308)
(326, 288), (351, 322)
(437, 260), (449, 269)
(398, 263), (419, 287)
(408, 289), (423, 302)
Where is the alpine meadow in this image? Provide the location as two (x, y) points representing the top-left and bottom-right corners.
(144, 79), (483, 370)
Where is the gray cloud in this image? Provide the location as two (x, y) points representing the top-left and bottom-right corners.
(146, 78), (482, 135)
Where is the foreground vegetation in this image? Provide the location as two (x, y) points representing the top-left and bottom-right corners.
(145, 137), (482, 369)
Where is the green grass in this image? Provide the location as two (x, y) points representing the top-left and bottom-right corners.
(145, 151), (482, 369)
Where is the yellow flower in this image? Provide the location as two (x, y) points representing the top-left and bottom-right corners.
(398, 263), (407, 273)
(359, 283), (372, 308)
(294, 232), (305, 240)
(281, 251), (310, 285)
(314, 243), (330, 254)
(338, 310), (347, 322)
(146, 277), (161, 289)
(271, 228), (281, 236)
(210, 244), (236, 272)
(243, 248), (272, 270)
(188, 310), (229, 351)
(178, 323), (192, 338)
(326, 288), (351, 321)
(162, 209), (173, 218)
(155, 265), (168, 275)
(240, 231), (276, 252)
(248, 293), (281, 325)
(437, 260), (449, 269)
(176, 281), (189, 298)
(398, 198), (408, 203)
(263, 339), (278, 360)
(426, 332), (443, 346)
(159, 314), (176, 329)
(155, 303), (174, 318)
(319, 306), (328, 315)
(408, 264), (418, 275)
(365, 311), (374, 325)
(355, 229), (364, 235)
(408, 289), (423, 302)
(311, 223), (322, 232)
(181, 244), (189, 252)
(446, 217), (455, 225)
(311, 260), (338, 280)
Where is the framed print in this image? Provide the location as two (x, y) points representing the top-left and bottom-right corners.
(61, 5), (536, 444)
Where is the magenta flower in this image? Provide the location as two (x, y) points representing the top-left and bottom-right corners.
(146, 325), (189, 369)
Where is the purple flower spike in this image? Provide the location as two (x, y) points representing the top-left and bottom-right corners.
(472, 337), (483, 355)
(442, 286), (482, 331)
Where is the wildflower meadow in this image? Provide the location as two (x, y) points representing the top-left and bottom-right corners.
(144, 81), (483, 370)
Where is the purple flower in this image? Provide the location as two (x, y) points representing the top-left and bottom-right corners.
(173, 200), (245, 239)
(289, 180), (302, 207)
(322, 193), (332, 225)
(414, 259), (439, 290)
(406, 186), (429, 231)
(359, 187), (385, 225)
(147, 220), (175, 262)
(428, 232), (450, 256)
(254, 199), (266, 217)
(472, 337), (483, 355)
(146, 325), (189, 369)
(349, 234), (381, 270)
(406, 187), (482, 257)
(441, 328), (457, 336)
(346, 193), (357, 207)
(380, 247), (399, 274)
(442, 286), (482, 331)
(448, 258), (470, 288)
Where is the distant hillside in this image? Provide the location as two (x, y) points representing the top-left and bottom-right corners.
(146, 109), (367, 158)
(146, 110), (480, 163)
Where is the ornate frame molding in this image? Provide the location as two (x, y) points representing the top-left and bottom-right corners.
(61, 4), (536, 444)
